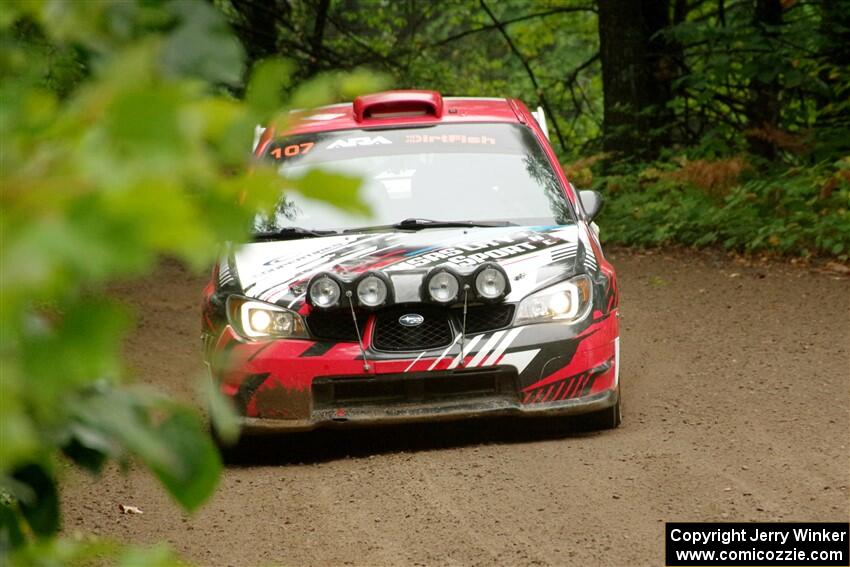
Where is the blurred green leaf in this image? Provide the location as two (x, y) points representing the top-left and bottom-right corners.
(160, 0), (244, 86)
(0, 499), (26, 551)
(202, 377), (241, 447)
(70, 391), (180, 476)
(290, 168), (371, 217)
(117, 543), (188, 567)
(11, 464), (58, 538)
(146, 409), (222, 512)
(246, 58), (295, 119)
(61, 439), (108, 476)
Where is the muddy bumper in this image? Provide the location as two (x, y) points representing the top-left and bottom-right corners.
(239, 366), (619, 433)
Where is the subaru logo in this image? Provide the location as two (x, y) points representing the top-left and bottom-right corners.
(399, 313), (425, 327)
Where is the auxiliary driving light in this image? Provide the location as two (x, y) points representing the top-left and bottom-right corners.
(473, 264), (509, 301)
(356, 273), (389, 308)
(308, 274), (342, 308)
(425, 269), (460, 303)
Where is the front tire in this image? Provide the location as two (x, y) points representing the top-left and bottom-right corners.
(575, 390), (621, 431)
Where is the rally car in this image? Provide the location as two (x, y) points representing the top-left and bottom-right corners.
(202, 90), (620, 433)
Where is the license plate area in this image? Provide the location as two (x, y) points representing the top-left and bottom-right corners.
(313, 366), (519, 408)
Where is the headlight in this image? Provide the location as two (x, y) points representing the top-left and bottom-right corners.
(356, 273), (389, 308)
(308, 274), (342, 309)
(227, 296), (307, 339)
(473, 263), (509, 301)
(515, 275), (592, 325)
(425, 269), (460, 303)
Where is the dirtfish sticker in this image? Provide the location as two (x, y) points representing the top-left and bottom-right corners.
(405, 134), (495, 145)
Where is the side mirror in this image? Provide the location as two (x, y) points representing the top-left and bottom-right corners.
(578, 190), (604, 221)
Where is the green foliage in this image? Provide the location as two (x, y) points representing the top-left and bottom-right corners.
(597, 158), (850, 258)
(1, 0), (383, 562)
(8, 538), (186, 567)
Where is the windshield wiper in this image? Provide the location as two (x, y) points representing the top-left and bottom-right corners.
(344, 218), (516, 233)
(252, 226), (340, 241)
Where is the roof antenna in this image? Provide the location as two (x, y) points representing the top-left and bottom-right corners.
(346, 291), (370, 372)
(458, 284), (470, 367)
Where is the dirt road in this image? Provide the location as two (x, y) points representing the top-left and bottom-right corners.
(61, 250), (850, 566)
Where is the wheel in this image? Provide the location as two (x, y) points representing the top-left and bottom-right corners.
(574, 390), (621, 431)
(209, 419), (249, 464)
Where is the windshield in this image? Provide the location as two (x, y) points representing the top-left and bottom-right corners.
(256, 122), (575, 232)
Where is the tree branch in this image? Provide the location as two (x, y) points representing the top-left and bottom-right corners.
(563, 52), (600, 89)
(480, 0), (568, 153)
(430, 5), (597, 49)
(325, 13), (408, 71)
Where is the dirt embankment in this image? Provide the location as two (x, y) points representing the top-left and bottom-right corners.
(61, 250), (850, 566)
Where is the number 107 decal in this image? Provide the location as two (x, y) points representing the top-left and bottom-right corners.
(270, 142), (314, 159)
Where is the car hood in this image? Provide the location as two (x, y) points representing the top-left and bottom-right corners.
(230, 225), (597, 308)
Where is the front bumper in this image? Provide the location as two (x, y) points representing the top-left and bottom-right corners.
(241, 388), (619, 433)
(210, 312), (620, 433)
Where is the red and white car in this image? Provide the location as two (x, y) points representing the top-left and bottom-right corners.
(202, 91), (620, 432)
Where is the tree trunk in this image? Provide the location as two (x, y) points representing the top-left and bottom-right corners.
(745, 0), (783, 160)
(814, 0), (850, 155)
(230, 0), (287, 67)
(597, 0), (675, 160)
(820, 0), (850, 68)
(306, 0), (331, 77)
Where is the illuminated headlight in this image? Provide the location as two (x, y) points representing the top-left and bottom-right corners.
(356, 273), (389, 308)
(227, 297), (307, 340)
(515, 275), (592, 325)
(425, 269), (460, 304)
(308, 274), (341, 309)
(474, 264), (509, 301)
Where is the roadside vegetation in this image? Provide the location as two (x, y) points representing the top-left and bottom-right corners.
(222, 0), (849, 259)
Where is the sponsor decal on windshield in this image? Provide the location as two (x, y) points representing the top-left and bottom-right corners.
(405, 134), (496, 145)
(326, 136), (393, 149)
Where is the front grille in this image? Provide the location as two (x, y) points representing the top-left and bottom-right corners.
(306, 311), (368, 342)
(307, 304), (515, 347)
(313, 366), (519, 408)
(456, 304), (515, 334)
(372, 306), (453, 351)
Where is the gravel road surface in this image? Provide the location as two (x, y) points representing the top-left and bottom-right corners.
(61, 250), (850, 566)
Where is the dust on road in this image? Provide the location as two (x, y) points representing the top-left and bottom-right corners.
(61, 249), (850, 566)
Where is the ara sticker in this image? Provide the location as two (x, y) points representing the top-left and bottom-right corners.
(326, 136), (392, 149)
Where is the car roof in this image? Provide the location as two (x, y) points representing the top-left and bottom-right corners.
(272, 92), (529, 138)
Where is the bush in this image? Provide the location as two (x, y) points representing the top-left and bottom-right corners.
(594, 157), (850, 259)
